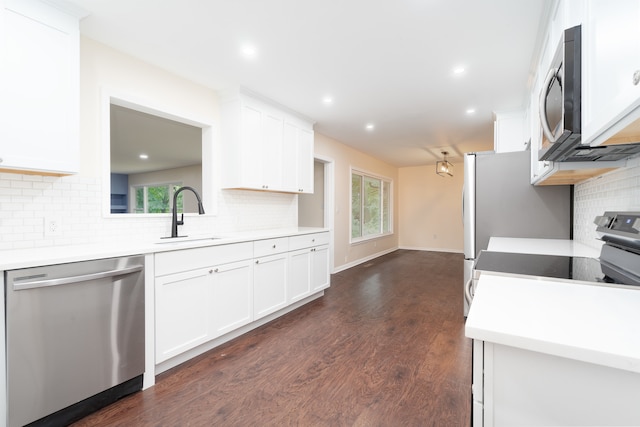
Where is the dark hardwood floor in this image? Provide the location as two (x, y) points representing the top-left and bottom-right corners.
(73, 250), (471, 426)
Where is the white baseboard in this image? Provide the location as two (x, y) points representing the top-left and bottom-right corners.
(398, 246), (463, 254)
(332, 247), (399, 273)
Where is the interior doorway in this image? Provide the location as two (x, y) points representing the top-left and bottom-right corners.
(298, 160), (325, 227)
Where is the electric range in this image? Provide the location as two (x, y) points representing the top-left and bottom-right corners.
(465, 211), (640, 306)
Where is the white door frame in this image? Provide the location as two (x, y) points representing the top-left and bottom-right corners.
(314, 155), (335, 274)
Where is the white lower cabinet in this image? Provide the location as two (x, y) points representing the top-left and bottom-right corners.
(288, 232), (330, 303)
(211, 260), (254, 336)
(155, 268), (213, 363)
(154, 232), (330, 365)
(475, 341), (640, 426)
(288, 249), (313, 303)
(253, 253), (288, 320)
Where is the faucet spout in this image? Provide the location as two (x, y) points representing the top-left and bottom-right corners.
(171, 186), (205, 238)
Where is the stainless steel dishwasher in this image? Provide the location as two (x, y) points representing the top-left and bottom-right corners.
(5, 255), (145, 427)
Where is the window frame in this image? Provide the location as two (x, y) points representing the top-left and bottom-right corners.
(350, 167), (393, 244)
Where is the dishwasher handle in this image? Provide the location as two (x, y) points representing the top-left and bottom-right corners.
(12, 265), (144, 291)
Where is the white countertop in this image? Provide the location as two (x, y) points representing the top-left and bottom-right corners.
(0, 227), (329, 270)
(466, 273), (640, 373)
(488, 237), (601, 258)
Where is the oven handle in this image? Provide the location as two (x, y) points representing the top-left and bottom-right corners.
(12, 265), (144, 291)
(464, 278), (474, 306)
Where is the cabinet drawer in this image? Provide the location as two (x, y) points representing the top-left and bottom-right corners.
(289, 232), (329, 251)
(155, 242), (253, 276)
(254, 237), (289, 258)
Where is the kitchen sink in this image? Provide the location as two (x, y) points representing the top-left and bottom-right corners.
(155, 236), (224, 244)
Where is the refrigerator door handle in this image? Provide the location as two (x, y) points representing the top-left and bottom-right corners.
(464, 278), (474, 307)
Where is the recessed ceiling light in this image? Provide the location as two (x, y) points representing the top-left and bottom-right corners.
(453, 66), (466, 76)
(365, 123), (375, 131)
(323, 96), (333, 105)
(466, 108), (476, 115)
(240, 44), (257, 59)
(139, 154), (148, 160)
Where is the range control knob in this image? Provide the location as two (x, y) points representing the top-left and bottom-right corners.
(594, 215), (613, 228)
(632, 218), (640, 233)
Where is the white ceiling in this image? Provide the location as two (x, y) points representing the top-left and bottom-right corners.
(67, 0), (551, 167)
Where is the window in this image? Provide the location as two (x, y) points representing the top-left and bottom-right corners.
(351, 170), (392, 241)
(133, 183), (183, 214)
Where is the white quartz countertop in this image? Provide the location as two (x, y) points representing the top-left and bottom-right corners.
(488, 237), (601, 258)
(0, 227), (329, 270)
(465, 273), (640, 373)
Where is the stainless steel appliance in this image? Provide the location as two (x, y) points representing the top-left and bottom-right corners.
(539, 24), (640, 162)
(5, 255), (145, 427)
(539, 24), (582, 161)
(462, 150), (572, 315)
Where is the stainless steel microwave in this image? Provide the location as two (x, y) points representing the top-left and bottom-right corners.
(538, 25), (581, 161)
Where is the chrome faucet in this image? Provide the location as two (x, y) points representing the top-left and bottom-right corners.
(171, 186), (205, 238)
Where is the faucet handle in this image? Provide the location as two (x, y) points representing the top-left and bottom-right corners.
(177, 213), (184, 226)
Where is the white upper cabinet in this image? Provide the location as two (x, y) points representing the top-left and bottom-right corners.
(282, 121), (314, 193)
(494, 110), (527, 153)
(0, 0), (82, 175)
(582, 0), (640, 147)
(221, 90), (314, 193)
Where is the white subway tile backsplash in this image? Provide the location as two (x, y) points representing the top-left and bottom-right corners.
(574, 161), (640, 250)
(0, 173), (298, 249)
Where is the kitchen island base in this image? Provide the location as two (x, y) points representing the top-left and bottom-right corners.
(475, 342), (640, 426)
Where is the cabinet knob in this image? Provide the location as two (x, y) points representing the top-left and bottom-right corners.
(272, 244), (276, 248)
(214, 268), (219, 273)
(255, 260), (259, 264)
(634, 70), (640, 86)
(312, 239), (315, 242)
(0, 158), (3, 164)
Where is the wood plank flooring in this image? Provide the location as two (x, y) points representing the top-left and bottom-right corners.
(73, 250), (472, 426)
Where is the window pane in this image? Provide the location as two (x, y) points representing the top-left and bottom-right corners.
(148, 186), (171, 213)
(351, 174), (362, 238)
(362, 176), (381, 237)
(382, 181), (390, 233)
(135, 187), (145, 213)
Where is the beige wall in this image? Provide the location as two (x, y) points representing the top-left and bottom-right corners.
(80, 37), (220, 178)
(398, 164), (464, 252)
(314, 133), (399, 272)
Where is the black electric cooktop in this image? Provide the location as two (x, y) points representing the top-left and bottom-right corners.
(474, 251), (640, 287)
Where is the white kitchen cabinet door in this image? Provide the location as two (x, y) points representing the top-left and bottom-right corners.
(253, 253), (288, 320)
(297, 128), (314, 193)
(288, 248), (312, 303)
(237, 104), (264, 189)
(211, 259), (254, 337)
(310, 244), (330, 292)
(282, 122), (314, 193)
(155, 268), (213, 363)
(0, 0), (80, 175)
(483, 342), (640, 426)
(582, 0), (640, 147)
(288, 243), (330, 303)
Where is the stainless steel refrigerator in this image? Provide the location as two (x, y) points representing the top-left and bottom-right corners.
(462, 150), (572, 315)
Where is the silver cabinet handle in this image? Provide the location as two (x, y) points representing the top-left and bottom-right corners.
(634, 70), (640, 86)
(13, 265), (143, 290)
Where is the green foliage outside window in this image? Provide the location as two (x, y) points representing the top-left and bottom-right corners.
(351, 171), (392, 240)
(133, 184), (182, 214)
